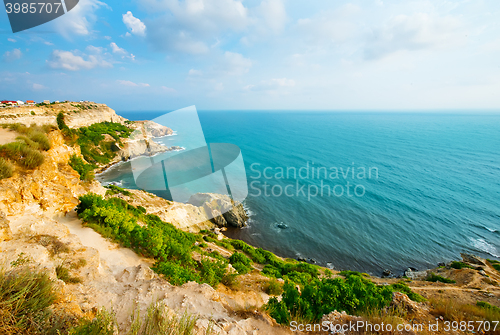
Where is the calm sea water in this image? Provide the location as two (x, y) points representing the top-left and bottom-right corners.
(98, 111), (500, 275)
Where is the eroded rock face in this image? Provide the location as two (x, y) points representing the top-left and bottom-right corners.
(0, 131), (102, 216)
(188, 193), (248, 228)
(0, 210), (12, 242)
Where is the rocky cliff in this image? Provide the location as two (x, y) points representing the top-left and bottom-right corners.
(0, 101), (126, 128)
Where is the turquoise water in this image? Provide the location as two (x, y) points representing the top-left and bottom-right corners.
(98, 111), (500, 275)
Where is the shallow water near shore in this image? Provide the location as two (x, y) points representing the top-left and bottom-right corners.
(98, 111), (500, 276)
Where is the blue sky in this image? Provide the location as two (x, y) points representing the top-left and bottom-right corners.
(1, 0), (500, 111)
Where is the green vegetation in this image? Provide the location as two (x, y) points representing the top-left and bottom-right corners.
(265, 279), (283, 296)
(56, 265), (82, 284)
(105, 184), (133, 197)
(266, 275), (394, 324)
(487, 259), (500, 272)
(477, 301), (500, 313)
(76, 122), (132, 165)
(0, 141), (44, 169)
(76, 193), (232, 288)
(229, 252), (252, 274)
(0, 124), (53, 176)
(426, 272), (456, 283)
(0, 157), (13, 180)
(0, 268), (57, 334)
(450, 261), (474, 270)
(69, 309), (116, 335)
(390, 281), (426, 302)
(69, 155), (95, 181)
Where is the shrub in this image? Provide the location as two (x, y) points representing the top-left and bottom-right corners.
(450, 261), (474, 270)
(0, 268), (57, 334)
(69, 155), (95, 181)
(229, 252), (252, 274)
(390, 282), (426, 302)
(265, 279), (283, 296)
(266, 275), (394, 324)
(56, 265), (82, 284)
(477, 301), (500, 313)
(426, 273), (456, 283)
(0, 157), (13, 180)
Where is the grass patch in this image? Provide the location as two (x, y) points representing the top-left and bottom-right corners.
(0, 268), (56, 334)
(477, 301), (500, 313)
(0, 141), (44, 169)
(69, 308), (116, 335)
(426, 272), (456, 283)
(56, 265), (82, 284)
(0, 157), (13, 180)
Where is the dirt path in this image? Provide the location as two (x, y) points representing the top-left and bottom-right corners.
(56, 210), (152, 275)
(0, 128), (16, 145)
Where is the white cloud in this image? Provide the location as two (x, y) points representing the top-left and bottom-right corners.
(47, 49), (112, 71)
(53, 0), (109, 38)
(110, 42), (126, 54)
(33, 83), (47, 90)
(244, 77), (296, 94)
(143, 0), (248, 53)
(7, 38), (16, 43)
(117, 80), (150, 87)
(3, 49), (22, 62)
(254, 0), (287, 34)
(161, 86), (177, 93)
(188, 69), (203, 76)
(220, 51), (252, 75)
(123, 11), (147, 36)
(270, 78), (295, 87)
(364, 13), (465, 60)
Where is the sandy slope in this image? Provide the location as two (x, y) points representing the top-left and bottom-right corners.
(0, 128), (17, 145)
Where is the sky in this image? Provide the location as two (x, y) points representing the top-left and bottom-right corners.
(1, 0), (500, 111)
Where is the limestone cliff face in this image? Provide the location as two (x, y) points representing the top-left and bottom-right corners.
(189, 193), (249, 228)
(0, 102), (126, 128)
(0, 130), (105, 216)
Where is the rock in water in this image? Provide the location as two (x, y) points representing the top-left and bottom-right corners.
(188, 193), (248, 228)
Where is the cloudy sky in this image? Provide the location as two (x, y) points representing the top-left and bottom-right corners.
(1, 0), (500, 111)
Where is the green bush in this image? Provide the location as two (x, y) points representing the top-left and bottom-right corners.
(69, 155), (95, 181)
(426, 273), (456, 283)
(76, 193), (230, 288)
(477, 301), (500, 313)
(390, 281), (426, 302)
(229, 252), (252, 274)
(0, 157), (13, 180)
(266, 275), (394, 324)
(450, 261), (474, 270)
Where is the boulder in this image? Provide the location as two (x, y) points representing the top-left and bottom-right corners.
(188, 193), (248, 228)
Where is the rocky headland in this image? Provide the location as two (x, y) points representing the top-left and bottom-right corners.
(0, 102), (499, 335)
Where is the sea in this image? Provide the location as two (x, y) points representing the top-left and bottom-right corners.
(97, 111), (500, 276)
